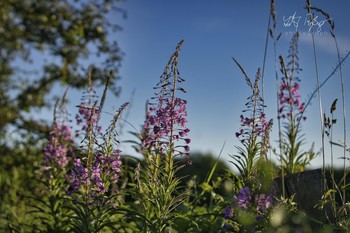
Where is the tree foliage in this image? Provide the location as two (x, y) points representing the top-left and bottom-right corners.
(0, 0), (125, 227)
(0, 0), (125, 141)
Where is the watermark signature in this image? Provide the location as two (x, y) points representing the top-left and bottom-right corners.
(283, 12), (332, 33)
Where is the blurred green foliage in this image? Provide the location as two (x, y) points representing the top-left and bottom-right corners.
(0, 0), (124, 229)
(0, 0), (124, 139)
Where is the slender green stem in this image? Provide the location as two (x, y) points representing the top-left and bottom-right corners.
(311, 38), (325, 171)
(261, 12), (271, 105)
(306, 5), (326, 191)
(272, 29), (285, 198)
(330, 108), (337, 215)
(167, 57), (178, 175)
(334, 36), (347, 203)
(269, 0), (285, 197)
(86, 100), (98, 202)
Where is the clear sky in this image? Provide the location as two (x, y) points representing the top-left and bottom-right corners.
(94, 1), (350, 170)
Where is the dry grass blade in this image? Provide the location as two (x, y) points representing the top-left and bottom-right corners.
(330, 99), (338, 114)
(270, 0), (276, 30)
(99, 73), (111, 112)
(53, 86), (70, 123)
(309, 6), (334, 30)
(87, 100), (98, 165)
(61, 86), (70, 111)
(253, 68), (261, 96)
(306, 0), (311, 14)
(277, 33), (282, 41)
(309, 7), (330, 20)
(105, 102), (130, 145)
(88, 66), (93, 98)
(53, 98), (60, 124)
(279, 56), (287, 78)
(232, 57), (252, 90)
(162, 40), (184, 81)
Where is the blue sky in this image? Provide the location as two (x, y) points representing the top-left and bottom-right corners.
(87, 1), (350, 169)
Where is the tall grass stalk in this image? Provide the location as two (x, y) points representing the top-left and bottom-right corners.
(293, 47), (350, 225)
(335, 39), (348, 203)
(330, 100), (337, 186)
(327, 8), (348, 204)
(310, 4), (349, 212)
(325, 99), (339, 217)
(334, 28), (348, 205)
(261, 3), (272, 104)
(269, 0), (285, 197)
(306, 2), (349, 203)
(311, 5), (348, 210)
(305, 0), (326, 190)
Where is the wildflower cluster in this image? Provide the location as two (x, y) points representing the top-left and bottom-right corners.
(142, 40), (190, 157)
(131, 41), (193, 232)
(75, 88), (102, 137)
(235, 68), (273, 145)
(223, 186), (274, 231)
(279, 82), (305, 119)
(42, 123), (75, 171)
(236, 112), (271, 141)
(231, 65), (273, 179)
(66, 77), (126, 202)
(237, 186), (252, 209)
(255, 193), (274, 212)
(229, 64), (276, 225)
(36, 95), (77, 233)
(11, 4), (350, 232)
(278, 32), (314, 174)
(228, 187), (273, 214)
(143, 97), (190, 154)
(70, 149), (121, 195)
(76, 104), (101, 133)
(278, 32), (306, 122)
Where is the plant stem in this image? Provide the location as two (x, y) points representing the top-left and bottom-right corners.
(306, 3), (326, 192)
(261, 11), (271, 105)
(274, 42), (285, 198)
(334, 36), (347, 203)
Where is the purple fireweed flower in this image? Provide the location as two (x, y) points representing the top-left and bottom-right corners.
(144, 97), (190, 153)
(279, 33), (306, 122)
(225, 186), (274, 226)
(42, 124), (75, 171)
(236, 112), (272, 141)
(104, 149), (122, 184)
(184, 138), (191, 144)
(237, 186), (252, 209)
(255, 193), (274, 212)
(235, 69), (273, 144)
(71, 158), (90, 191)
(279, 81), (305, 121)
(142, 42), (190, 157)
(224, 207), (234, 219)
(179, 128), (190, 137)
(70, 149), (122, 196)
(75, 99), (102, 138)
